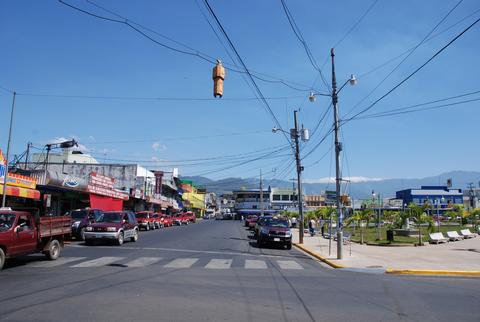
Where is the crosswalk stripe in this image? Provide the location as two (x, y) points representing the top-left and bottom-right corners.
(28, 257), (87, 268)
(164, 258), (198, 268)
(205, 259), (232, 269)
(276, 260), (303, 270)
(71, 257), (125, 268)
(125, 257), (162, 268)
(245, 259), (267, 269)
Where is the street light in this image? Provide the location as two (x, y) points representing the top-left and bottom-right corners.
(309, 49), (357, 260)
(272, 111), (309, 244)
(44, 139), (78, 171)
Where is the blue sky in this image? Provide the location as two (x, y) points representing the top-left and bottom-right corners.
(1, 0), (479, 183)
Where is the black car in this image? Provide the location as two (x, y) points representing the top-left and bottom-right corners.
(257, 218), (292, 249)
(70, 208), (103, 240)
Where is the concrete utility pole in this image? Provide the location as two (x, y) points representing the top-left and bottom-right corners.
(1, 92), (16, 208)
(293, 110), (305, 244)
(259, 169), (264, 216)
(331, 49), (344, 259)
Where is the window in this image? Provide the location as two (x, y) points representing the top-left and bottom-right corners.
(273, 195), (280, 201)
(282, 195), (289, 201)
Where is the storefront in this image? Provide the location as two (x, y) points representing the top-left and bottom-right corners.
(0, 150), (41, 207)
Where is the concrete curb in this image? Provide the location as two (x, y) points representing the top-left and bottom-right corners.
(293, 243), (346, 269)
(386, 268), (480, 277)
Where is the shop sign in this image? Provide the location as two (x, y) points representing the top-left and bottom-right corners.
(130, 188), (143, 199)
(0, 150), (37, 189)
(90, 172), (114, 189)
(62, 175), (81, 188)
(88, 172), (128, 200)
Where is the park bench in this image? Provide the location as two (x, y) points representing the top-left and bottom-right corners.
(429, 232), (448, 244)
(460, 229), (476, 239)
(446, 231), (464, 241)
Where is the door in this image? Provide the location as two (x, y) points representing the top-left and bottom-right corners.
(12, 214), (37, 255)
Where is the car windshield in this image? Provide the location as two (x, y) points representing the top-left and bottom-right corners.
(268, 219), (289, 228)
(0, 214), (16, 231)
(70, 210), (87, 220)
(135, 213), (147, 218)
(97, 212), (123, 223)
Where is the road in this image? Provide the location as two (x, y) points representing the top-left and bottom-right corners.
(0, 220), (479, 321)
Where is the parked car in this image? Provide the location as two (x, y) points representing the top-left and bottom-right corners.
(246, 216), (259, 229)
(254, 216), (273, 237)
(160, 214), (173, 227)
(85, 211), (139, 246)
(244, 215), (257, 227)
(135, 211), (156, 231)
(184, 211), (196, 223)
(257, 218), (292, 249)
(69, 208), (103, 240)
(173, 213), (188, 225)
(0, 208), (72, 270)
(151, 213), (163, 228)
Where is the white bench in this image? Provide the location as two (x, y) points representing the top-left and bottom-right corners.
(429, 232), (448, 244)
(460, 229), (477, 239)
(446, 231), (464, 241)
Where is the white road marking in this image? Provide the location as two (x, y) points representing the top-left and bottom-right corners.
(28, 257), (87, 268)
(205, 259), (232, 269)
(71, 257), (125, 268)
(245, 259), (267, 269)
(277, 260), (303, 270)
(125, 257), (162, 268)
(164, 258), (199, 268)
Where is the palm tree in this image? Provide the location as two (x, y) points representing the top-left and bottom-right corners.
(408, 203), (433, 246)
(358, 208), (374, 244)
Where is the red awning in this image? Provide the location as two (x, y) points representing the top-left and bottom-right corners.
(90, 194), (123, 211)
(0, 184), (41, 200)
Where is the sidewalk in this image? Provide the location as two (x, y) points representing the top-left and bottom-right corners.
(292, 229), (480, 272)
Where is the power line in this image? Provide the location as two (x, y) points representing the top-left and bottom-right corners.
(14, 92), (304, 101)
(279, 0), (330, 92)
(346, 15), (480, 123)
(345, 0), (465, 118)
(58, 0), (315, 93)
(357, 7), (480, 80)
(203, 0), (290, 145)
(332, 0), (379, 49)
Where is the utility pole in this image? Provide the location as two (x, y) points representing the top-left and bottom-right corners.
(467, 182), (475, 210)
(290, 178), (296, 208)
(24, 142), (31, 170)
(331, 48), (344, 259)
(1, 92), (16, 208)
(293, 110), (305, 244)
(259, 169), (264, 216)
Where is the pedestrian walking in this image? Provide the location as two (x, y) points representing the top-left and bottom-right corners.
(308, 218), (316, 236)
(291, 216), (297, 228)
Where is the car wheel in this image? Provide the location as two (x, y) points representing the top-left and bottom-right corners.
(130, 229), (139, 242)
(286, 243), (292, 250)
(80, 228), (86, 241)
(257, 237), (263, 247)
(45, 239), (61, 260)
(0, 248), (5, 270)
(85, 239), (94, 246)
(117, 231), (124, 246)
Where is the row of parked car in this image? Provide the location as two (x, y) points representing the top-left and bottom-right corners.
(244, 215), (292, 249)
(70, 208), (196, 246)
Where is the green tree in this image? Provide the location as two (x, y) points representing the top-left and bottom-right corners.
(408, 203), (433, 246)
(358, 208), (374, 244)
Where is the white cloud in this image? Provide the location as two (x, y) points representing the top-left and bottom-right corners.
(303, 176), (385, 184)
(152, 141), (166, 151)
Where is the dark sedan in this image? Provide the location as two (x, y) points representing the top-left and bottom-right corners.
(257, 218), (292, 249)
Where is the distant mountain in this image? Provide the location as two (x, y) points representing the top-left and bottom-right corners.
(181, 171), (480, 199)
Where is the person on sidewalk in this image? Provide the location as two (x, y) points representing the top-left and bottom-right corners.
(308, 218), (316, 236)
(321, 223), (325, 237)
(291, 216), (297, 228)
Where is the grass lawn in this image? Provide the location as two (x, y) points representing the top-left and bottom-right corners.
(343, 224), (476, 245)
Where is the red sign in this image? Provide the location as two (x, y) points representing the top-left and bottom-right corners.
(88, 172), (128, 200)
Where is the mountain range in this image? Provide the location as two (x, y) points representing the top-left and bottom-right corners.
(181, 171), (480, 199)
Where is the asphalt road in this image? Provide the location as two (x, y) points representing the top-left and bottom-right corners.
(1, 219), (479, 322)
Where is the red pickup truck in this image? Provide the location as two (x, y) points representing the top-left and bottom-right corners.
(0, 208), (72, 270)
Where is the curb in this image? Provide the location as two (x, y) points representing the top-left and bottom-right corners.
(293, 243), (346, 269)
(386, 268), (480, 277)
